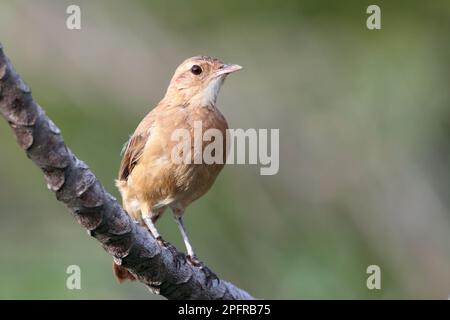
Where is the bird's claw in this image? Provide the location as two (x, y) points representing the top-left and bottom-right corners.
(187, 255), (219, 287)
(156, 236), (185, 269)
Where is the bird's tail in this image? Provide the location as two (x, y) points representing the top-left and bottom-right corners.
(112, 261), (136, 283)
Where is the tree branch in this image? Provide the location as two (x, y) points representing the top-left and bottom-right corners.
(0, 43), (254, 300)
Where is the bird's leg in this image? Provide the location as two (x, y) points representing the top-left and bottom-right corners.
(141, 206), (183, 268)
(142, 214), (160, 239)
(173, 212), (218, 286)
(142, 210), (165, 244)
(174, 214), (195, 257)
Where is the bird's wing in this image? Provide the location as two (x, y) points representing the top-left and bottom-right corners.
(118, 114), (155, 181)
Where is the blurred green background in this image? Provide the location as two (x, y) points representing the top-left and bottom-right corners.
(1, 0), (450, 299)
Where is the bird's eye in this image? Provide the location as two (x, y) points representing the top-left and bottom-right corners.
(191, 65), (202, 75)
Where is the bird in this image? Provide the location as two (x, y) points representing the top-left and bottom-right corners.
(113, 55), (242, 282)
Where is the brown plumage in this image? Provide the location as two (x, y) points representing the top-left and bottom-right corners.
(113, 56), (242, 282)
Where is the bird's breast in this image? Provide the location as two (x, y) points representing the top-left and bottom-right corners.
(130, 104), (228, 209)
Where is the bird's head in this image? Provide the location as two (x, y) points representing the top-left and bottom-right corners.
(164, 56), (242, 106)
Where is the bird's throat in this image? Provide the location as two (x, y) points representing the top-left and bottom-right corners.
(192, 76), (225, 107)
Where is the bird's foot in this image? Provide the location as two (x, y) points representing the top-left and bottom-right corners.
(187, 255), (219, 287)
(156, 236), (185, 269)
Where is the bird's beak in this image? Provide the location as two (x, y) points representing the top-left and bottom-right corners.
(216, 64), (243, 76)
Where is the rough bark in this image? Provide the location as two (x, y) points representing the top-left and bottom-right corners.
(0, 43), (254, 300)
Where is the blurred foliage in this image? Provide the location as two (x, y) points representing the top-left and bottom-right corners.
(1, 0), (450, 299)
